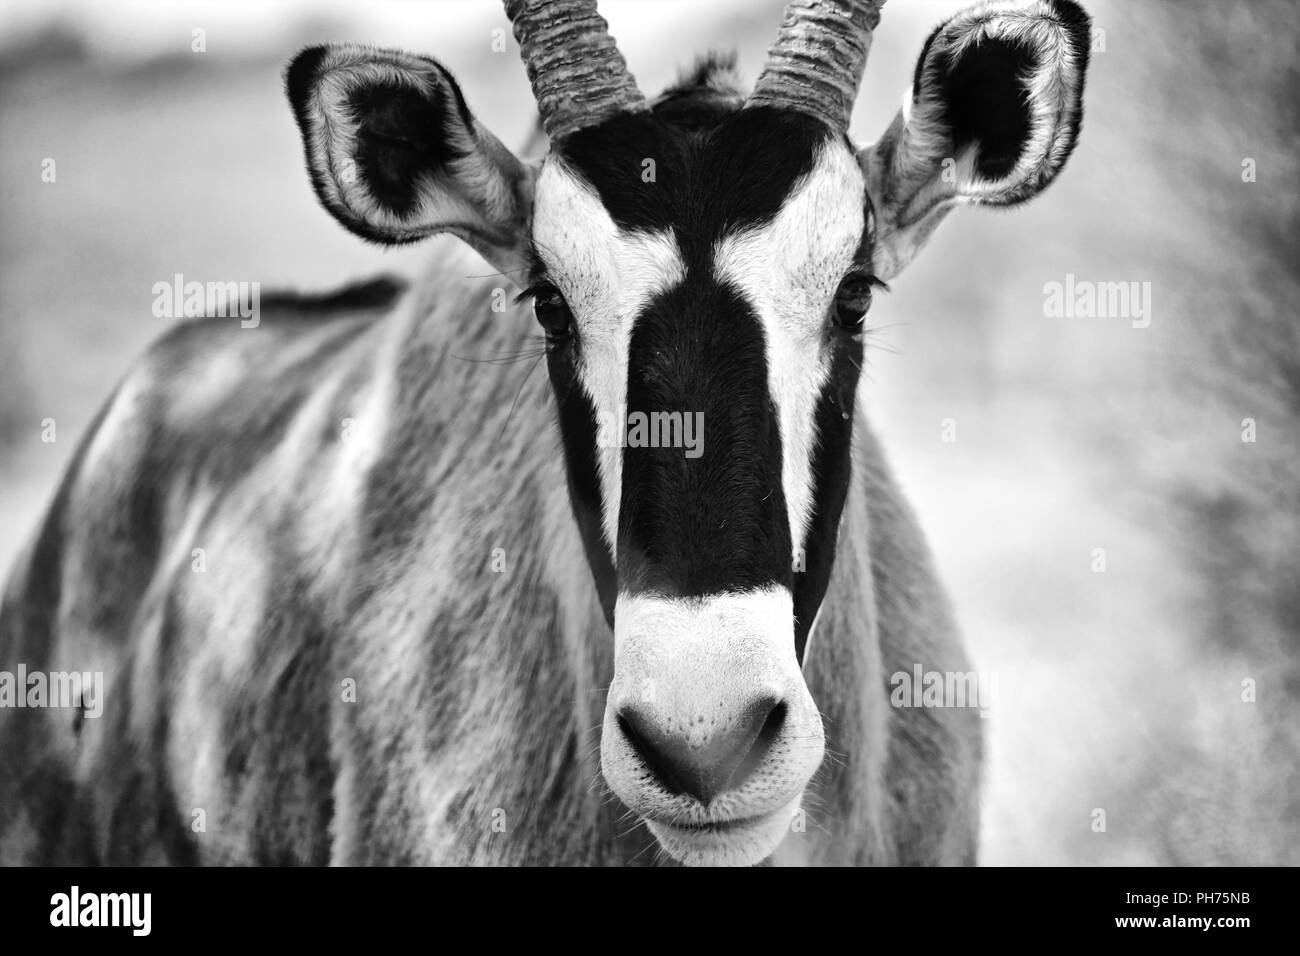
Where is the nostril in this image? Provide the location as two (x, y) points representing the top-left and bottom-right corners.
(617, 711), (687, 795)
(615, 697), (788, 805)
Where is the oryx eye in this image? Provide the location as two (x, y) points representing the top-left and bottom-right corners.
(531, 283), (573, 339)
(832, 272), (883, 331)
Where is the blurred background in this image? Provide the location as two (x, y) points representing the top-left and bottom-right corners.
(1, 0), (1296, 864)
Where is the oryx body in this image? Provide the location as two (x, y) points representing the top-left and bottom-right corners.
(0, 0), (1090, 866)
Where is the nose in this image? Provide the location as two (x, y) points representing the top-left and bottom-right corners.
(616, 695), (786, 804)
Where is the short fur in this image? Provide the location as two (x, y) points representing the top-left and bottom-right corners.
(0, 0), (1092, 865)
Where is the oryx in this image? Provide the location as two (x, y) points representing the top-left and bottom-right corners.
(0, 0), (1090, 865)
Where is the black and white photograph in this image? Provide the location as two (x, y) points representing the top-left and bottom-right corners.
(0, 0), (1294, 908)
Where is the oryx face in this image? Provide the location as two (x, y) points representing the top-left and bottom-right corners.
(528, 108), (871, 863)
(287, 0), (1090, 865)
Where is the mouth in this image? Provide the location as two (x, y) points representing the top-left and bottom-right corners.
(643, 803), (798, 867)
(663, 814), (764, 834)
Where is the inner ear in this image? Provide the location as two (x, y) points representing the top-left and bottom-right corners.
(285, 43), (535, 273)
(940, 37), (1036, 181)
(349, 80), (469, 217)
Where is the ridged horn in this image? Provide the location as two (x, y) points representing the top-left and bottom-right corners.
(505, 0), (646, 141)
(747, 0), (886, 131)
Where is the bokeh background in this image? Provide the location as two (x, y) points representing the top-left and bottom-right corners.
(1, 0), (1296, 864)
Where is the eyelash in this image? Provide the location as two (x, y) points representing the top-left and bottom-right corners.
(513, 281), (552, 306)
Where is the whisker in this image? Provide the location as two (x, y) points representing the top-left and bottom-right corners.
(497, 351), (547, 440)
(464, 265), (531, 279)
(450, 344), (547, 366)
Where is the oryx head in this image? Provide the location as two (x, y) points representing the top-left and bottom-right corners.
(287, 0), (1090, 865)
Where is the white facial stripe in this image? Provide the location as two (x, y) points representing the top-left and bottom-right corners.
(530, 160), (686, 558)
(713, 141), (866, 553)
(614, 586), (801, 675)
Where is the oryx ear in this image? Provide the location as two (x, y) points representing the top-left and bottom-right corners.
(858, 0), (1090, 280)
(286, 44), (534, 276)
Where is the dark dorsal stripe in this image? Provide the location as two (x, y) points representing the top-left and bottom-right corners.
(259, 275), (408, 314)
